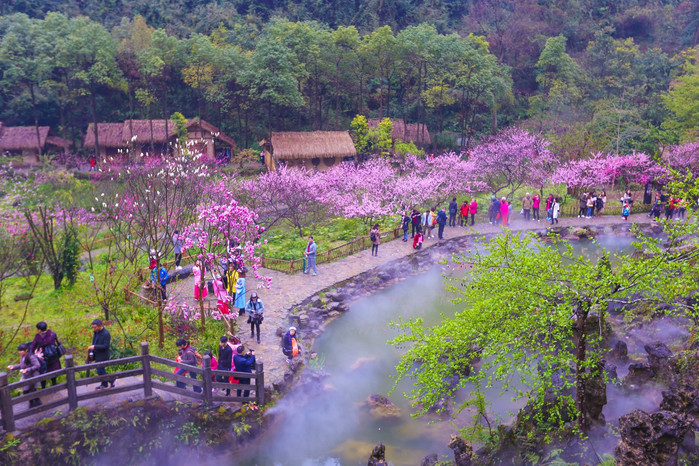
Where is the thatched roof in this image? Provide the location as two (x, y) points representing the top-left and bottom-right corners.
(367, 118), (431, 146)
(83, 123), (125, 148)
(83, 119), (237, 149)
(0, 125), (49, 151)
(269, 131), (356, 160)
(45, 136), (73, 149)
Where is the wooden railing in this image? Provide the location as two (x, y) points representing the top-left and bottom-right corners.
(559, 201), (652, 217)
(0, 342), (264, 432)
(261, 227), (403, 274)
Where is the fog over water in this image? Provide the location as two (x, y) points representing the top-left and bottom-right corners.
(233, 234), (687, 465)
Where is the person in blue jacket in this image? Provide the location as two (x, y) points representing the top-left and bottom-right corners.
(437, 208), (448, 240)
(233, 345), (256, 399)
(150, 261), (169, 300)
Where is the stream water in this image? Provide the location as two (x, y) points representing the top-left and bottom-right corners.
(237, 235), (688, 465)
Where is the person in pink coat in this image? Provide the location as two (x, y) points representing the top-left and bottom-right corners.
(500, 197), (509, 227)
(193, 260), (207, 300)
(469, 199), (478, 226)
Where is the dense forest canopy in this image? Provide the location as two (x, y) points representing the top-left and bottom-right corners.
(0, 0), (698, 155)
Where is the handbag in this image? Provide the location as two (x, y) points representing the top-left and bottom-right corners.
(56, 337), (67, 357)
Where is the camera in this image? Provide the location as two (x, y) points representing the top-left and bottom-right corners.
(88, 350), (95, 362)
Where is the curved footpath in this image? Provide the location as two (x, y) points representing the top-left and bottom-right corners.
(7, 213), (656, 431)
(168, 212), (655, 390)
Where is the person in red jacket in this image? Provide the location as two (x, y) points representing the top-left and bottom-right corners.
(460, 200), (469, 227)
(469, 198), (478, 226)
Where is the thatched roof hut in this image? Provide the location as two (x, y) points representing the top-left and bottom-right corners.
(0, 124), (73, 163)
(83, 118), (237, 156)
(367, 118), (431, 146)
(260, 131), (356, 171)
(83, 123), (125, 148)
(0, 125), (50, 151)
(269, 131), (356, 160)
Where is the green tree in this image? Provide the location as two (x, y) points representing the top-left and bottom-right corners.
(361, 25), (399, 119)
(0, 14), (51, 155)
(664, 49), (699, 138)
(61, 16), (126, 157)
(350, 114), (370, 157)
(392, 223), (699, 435)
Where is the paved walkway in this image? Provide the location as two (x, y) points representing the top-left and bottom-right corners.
(168, 212), (655, 388)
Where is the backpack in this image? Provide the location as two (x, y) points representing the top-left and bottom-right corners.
(370, 232), (377, 242)
(622, 207), (630, 216)
(431, 214), (437, 226)
(42, 343), (59, 363)
(194, 349), (203, 366)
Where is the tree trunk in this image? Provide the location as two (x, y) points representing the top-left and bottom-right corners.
(90, 91), (100, 159)
(199, 268), (206, 331)
(163, 91), (170, 156)
(149, 111), (155, 157)
(29, 85), (42, 158)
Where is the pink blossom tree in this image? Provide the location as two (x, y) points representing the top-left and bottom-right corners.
(240, 164), (327, 237)
(181, 183), (269, 331)
(664, 140), (699, 176)
(97, 154), (211, 347)
(553, 151), (667, 190)
(468, 128), (554, 199)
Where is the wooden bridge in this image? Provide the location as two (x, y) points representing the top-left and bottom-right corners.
(0, 342), (264, 432)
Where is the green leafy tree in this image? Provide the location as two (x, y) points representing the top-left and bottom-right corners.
(369, 117), (393, 157)
(350, 114), (370, 158)
(664, 49), (699, 138)
(392, 221), (699, 435)
(0, 14), (51, 155)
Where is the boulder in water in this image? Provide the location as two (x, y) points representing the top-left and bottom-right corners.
(570, 227), (597, 239)
(367, 443), (387, 466)
(645, 341), (674, 382)
(420, 453), (438, 466)
(615, 409), (692, 466)
(610, 340), (629, 362)
(448, 435), (473, 466)
(366, 394), (401, 419)
(623, 362), (655, 390)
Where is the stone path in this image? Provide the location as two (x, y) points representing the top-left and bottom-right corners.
(168, 212), (655, 389)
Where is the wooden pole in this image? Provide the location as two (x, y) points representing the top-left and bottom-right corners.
(65, 355), (78, 411)
(202, 355), (213, 405)
(0, 372), (14, 431)
(141, 342), (153, 398)
(255, 362), (265, 406)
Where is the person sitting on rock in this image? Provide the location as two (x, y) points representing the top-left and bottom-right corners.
(282, 327), (301, 363)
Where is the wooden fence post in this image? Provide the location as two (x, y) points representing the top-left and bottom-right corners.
(141, 342), (152, 398)
(255, 362), (265, 406)
(0, 372), (14, 432)
(65, 355), (78, 411)
(202, 355), (213, 405)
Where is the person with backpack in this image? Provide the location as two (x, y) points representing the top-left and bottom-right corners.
(30, 321), (62, 388)
(246, 292), (264, 344)
(401, 212), (410, 242)
(233, 345), (256, 400)
(175, 338), (203, 393)
(578, 193), (588, 218)
(370, 224), (380, 256)
(437, 208), (447, 240)
(448, 198), (458, 227)
(172, 230), (183, 271)
(217, 336), (233, 396)
(491, 196), (501, 225)
(410, 209), (421, 238)
(429, 208), (438, 238)
(622, 203), (630, 221)
(89, 319), (115, 390)
(282, 327), (301, 362)
(7, 343), (42, 408)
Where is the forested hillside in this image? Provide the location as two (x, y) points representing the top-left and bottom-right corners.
(0, 0), (698, 154)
